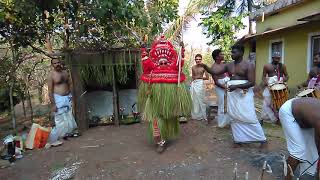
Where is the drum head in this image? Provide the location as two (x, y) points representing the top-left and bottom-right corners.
(270, 84), (286, 90)
(297, 89), (315, 97)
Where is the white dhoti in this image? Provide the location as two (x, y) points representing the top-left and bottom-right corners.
(261, 76), (283, 122)
(191, 79), (207, 120)
(227, 80), (267, 143)
(215, 77), (230, 127)
(49, 93), (78, 143)
(279, 98), (319, 176)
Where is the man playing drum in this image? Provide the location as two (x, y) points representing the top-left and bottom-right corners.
(261, 52), (289, 123)
(298, 52), (320, 90)
(279, 97), (320, 179)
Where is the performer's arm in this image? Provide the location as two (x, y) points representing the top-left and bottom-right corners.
(203, 72), (209, 80)
(282, 64), (289, 82)
(298, 69), (315, 88)
(48, 73), (57, 112)
(229, 63), (255, 91)
(202, 64), (226, 76)
(191, 66), (197, 81)
(262, 65), (268, 86)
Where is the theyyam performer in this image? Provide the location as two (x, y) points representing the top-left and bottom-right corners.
(138, 36), (191, 153)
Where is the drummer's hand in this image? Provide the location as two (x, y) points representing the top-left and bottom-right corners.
(228, 85), (237, 92)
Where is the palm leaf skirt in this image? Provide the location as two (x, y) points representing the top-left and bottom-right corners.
(138, 82), (192, 143)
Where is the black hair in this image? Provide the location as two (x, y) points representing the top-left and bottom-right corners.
(195, 54), (202, 59)
(231, 44), (244, 53)
(212, 49), (222, 61)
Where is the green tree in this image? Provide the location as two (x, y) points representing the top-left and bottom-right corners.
(201, 7), (245, 61)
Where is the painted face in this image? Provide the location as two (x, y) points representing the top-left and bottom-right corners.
(51, 59), (62, 71)
(195, 56), (202, 64)
(231, 48), (242, 60)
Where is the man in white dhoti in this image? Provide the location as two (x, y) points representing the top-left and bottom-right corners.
(48, 58), (78, 141)
(203, 44), (267, 147)
(279, 98), (320, 180)
(211, 49), (230, 128)
(191, 54), (209, 121)
(261, 52), (289, 123)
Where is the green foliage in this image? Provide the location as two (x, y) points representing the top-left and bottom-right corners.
(202, 50), (213, 66)
(201, 7), (246, 61)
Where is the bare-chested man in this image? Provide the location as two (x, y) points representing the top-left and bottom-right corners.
(279, 98), (320, 179)
(298, 52), (320, 90)
(191, 54), (209, 121)
(211, 49), (230, 127)
(48, 58), (78, 141)
(261, 52), (289, 123)
(203, 44), (267, 147)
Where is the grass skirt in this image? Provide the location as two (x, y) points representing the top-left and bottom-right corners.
(138, 82), (192, 143)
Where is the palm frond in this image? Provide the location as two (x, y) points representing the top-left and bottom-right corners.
(164, 0), (217, 42)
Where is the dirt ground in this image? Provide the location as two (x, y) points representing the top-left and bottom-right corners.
(0, 86), (312, 180)
(0, 119), (289, 180)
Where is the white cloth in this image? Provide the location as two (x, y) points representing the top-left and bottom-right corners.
(279, 98), (319, 176)
(191, 79), (207, 120)
(261, 76), (283, 122)
(215, 77), (231, 127)
(227, 80), (267, 143)
(49, 94), (77, 142)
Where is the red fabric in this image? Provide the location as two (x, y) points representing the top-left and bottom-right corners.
(153, 119), (160, 137)
(140, 36), (186, 84)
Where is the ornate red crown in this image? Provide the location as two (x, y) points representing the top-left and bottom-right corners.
(140, 36), (186, 83)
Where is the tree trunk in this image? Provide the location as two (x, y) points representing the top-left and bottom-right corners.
(37, 86), (43, 104)
(9, 83), (16, 129)
(22, 98), (26, 119)
(27, 89), (33, 122)
(247, 0), (253, 34)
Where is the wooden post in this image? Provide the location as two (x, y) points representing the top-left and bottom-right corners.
(112, 53), (120, 126)
(69, 53), (89, 132)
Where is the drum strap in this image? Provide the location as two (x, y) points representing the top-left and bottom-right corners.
(273, 63), (283, 81)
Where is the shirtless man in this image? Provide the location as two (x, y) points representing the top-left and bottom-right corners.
(261, 52), (289, 123)
(279, 98), (320, 179)
(190, 54), (209, 121)
(203, 44), (267, 147)
(48, 58), (77, 140)
(211, 49), (230, 127)
(298, 52), (320, 89)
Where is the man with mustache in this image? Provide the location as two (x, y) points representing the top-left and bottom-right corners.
(48, 57), (77, 141)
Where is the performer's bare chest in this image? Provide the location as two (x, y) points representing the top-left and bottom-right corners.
(227, 63), (247, 80)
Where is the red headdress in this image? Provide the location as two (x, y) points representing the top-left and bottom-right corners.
(140, 36), (186, 83)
